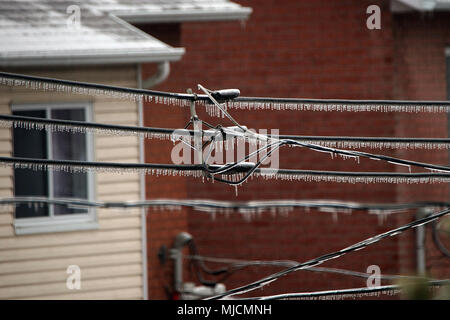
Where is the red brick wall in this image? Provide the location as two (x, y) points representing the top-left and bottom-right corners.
(142, 0), (449, 299)
(392, 11), (450, 281)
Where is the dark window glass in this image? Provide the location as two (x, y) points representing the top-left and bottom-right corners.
(13, 110), (49, 218)
(12, 107), (89, 218)
(51, 109), (87, 215)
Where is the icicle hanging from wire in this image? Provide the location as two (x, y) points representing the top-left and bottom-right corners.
(0, 72), (192, 107)
(0, 118), (174, 141)
(3, 197), (450, 225)
(3, 156), (450, 185)
(2, 114), (450, 151)
(259, 288), (402, 300)
(291, 139), (450, 150)
(3, 71), (450, 114)
(253, 170), (450, 184)
(227, 99), (450, 113)
(2, 114), (450, 150)
(0, 157), (205, 178)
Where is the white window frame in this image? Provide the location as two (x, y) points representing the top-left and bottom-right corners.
(11, 101), (98, 235)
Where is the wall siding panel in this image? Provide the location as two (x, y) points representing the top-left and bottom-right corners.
(0, 66), (144, 299)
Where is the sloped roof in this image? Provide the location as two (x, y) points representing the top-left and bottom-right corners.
(0, 0), (251, 67)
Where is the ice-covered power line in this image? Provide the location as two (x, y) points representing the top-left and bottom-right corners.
(244, 280), (450, 300)
(0, 114), (175, 141)
(3, 114), (450, 150)
(185, 255), (418, 281)
(5, 156), (450, 184)
(229, 97), (450, 113)
(205, 207), (450, 299)
(6, 111), (450, 182)
(4, 156), (450, 184)
(197, 84), (450, 186)
(276, 134), (450, 150)
(5, 75), (450, 186)
(3, 196), (450, 213)
(0, 71), (237, 106)
(2, 71), (450, 113)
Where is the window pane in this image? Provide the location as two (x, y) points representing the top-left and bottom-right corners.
(12, 110), (49, 218)
(51, 108), (88, 215)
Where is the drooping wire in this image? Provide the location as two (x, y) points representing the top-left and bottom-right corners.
(2, 114), (450, 150)
(0, 71), (198, 105)
(205, 207), (450, 299)
(3, 196), (450, 213)
(187, 239), (231, 287)
(3, 90), (450, 186)
(0, 196), (450, 213)
(3, 156), (450, 184)
(5, 111), (450, 184)
(185, 255), (419, 281)
(0, 114), (176, 141)
(2, 71), (450, 113)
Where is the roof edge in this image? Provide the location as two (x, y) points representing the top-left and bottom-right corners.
(115, 7), (253, 23)
(391, 0), (450, 13)
(0, 48), (185, 67)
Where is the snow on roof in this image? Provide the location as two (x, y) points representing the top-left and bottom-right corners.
(0, 0), (251, 66)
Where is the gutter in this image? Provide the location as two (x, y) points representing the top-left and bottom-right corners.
(0, 49), (184, 67)
(391, 0), (450, 12)
(114, 8), (253, 24)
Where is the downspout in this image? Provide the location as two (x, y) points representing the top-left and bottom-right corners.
(142, 61), (171, 89)
(137, 64), (148, 300)
(416, 208), (430, 276)
(138, 62), (171, 300)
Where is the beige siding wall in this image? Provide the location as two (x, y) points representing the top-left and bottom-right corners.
(0, 66), (143, 299)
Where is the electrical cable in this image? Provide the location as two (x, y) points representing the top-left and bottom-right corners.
(197, 84), (450, 186)
(0, 113), (175, 140)
(4, 84), (450, 186)
(185, 255), (416, 281)
(0, 71), (202, 105)
(230, 96), (450, 113)
(205, 207), (450, 299)
(3, 72), (449, 297)
(4, 156), (450, 184)
(2, 71), (450, 113)
(243, 279), (450, 300)
(2, 114), (450, 150)
(4, 196), (450, 213)
(5, 112), (450, 184)
(187, 240), (230, 288)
